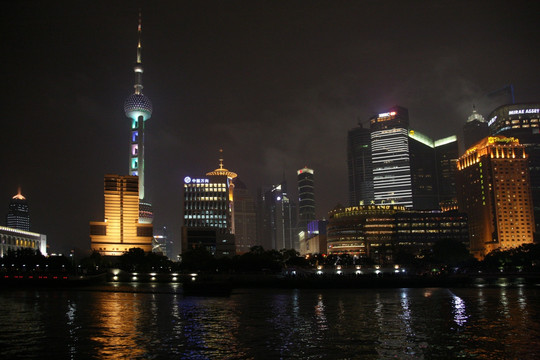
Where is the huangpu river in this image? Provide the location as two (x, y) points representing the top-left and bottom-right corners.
(1, 282), (539, 359)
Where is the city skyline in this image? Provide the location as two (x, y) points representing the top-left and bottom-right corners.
(2, 1), (539, 253)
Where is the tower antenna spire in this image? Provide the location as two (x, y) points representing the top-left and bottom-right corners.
(137, 10), (142, 64)
(219, 148), (224, 169)
(133, 10), (144, 95)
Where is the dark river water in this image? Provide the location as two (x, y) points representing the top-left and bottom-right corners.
(1, 283), (539, 359)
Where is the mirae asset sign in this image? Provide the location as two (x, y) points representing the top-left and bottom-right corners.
(508, 108), (539, 115)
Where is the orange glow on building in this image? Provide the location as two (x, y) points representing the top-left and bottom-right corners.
(456, 136), (535, 259)
(90, 175), (153, 255)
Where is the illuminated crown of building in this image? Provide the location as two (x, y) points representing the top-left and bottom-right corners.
(124, 11), (153, 119)
(12, 187), (26, 200)
(206, 149), (238, 179)
(467, 105), (485, 123)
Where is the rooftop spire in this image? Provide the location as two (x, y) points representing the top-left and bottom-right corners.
(219, 148), (224, 169)
(206, 148), (237, 179)
(133, 10), (144, 95)
(137, 10), (142, 64)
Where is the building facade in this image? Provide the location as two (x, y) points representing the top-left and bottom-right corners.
(347, 124), (373, 206)
(298, 220), (327, 256)
(327, 205), (468, 263)
(487, 103), (540, 233)
(233, 178), (257, 254)
(456, 136), (535, 259)
(408, 130), (459, 209)
(297, 167), (315, 232)
(370, 106), (413, 207)
(0, 226), (47, 257)
(257, 182), (298, 251)
(6, 188), (30, 231)
(90, 175), (153, 255)
(181, 157), (237, 257)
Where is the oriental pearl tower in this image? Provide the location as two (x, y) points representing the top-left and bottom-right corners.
(124, 13), (153, 224)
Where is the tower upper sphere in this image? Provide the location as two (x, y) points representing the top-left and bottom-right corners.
(125, 11), (152, 120)
(124, 93), (153, 118)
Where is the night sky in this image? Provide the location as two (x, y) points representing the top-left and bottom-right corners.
(2, 1), (539, 255)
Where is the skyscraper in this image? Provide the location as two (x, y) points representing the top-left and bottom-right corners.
(456, 136), (535, 259)
(347, 123), (373, 206)
(258, 181), (298, 251)
(6, 188), (30, 231)
(487, 103), (540, 233)
(370, 106), (413, 207)
(233, 178), (257, 254)
(408, 130), (459, 209)
(297, 167), (315, 232)
(90, 175), (153, 255)
(124, 13), (153, 224)
(181, 153), (237, 257)
(463, 106), (489, 151)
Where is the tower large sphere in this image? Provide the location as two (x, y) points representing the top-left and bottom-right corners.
(124, 93), (153, 119)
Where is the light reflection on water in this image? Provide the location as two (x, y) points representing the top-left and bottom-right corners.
(0, 285), (539, 359)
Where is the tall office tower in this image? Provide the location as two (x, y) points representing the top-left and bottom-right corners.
(90, 175), (153, 255)
(297, 167), (315, 232)
(435, 136), (459, 208)
(370, 106), (413, 207)
(408, 130), (438, 209)
(152, 226), (169, 256)
(463, 106), (489, 151)
(258, 182), (298, 251)
(233, 178), (257, 254)
(487, 103), (540, 233)
(181, 155), (237, 257)
(124, 14), (153, 224)
(456, 136), (535, 259)
(347, 123), (373, 206)
(407, 130), (459, 209)
(6, 188), (30, 231)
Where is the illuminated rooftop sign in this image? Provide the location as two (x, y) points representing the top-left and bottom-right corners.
(488, 116), (497, 127)
(184, 177), (209, 184)
(508, 109), (539, 115)
(378, 111), (396, 118)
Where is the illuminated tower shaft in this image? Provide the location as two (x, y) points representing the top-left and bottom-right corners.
(124, 13), (153, 205)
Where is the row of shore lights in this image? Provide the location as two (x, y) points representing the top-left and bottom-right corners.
(315, 264), (405, 275)
(111, 270), (198, 282)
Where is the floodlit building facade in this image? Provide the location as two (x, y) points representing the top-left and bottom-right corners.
(0, 226), (47, 257)
(370, 107), (413, 207)
(327, 205), (469, 263)
(90, 175), (153, 255)
(487, 103), (540, 232)
(456, 136), (535, 259)
(181, 156), (237, 257)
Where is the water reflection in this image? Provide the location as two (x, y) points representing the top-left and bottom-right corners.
(451, 294), (468, 327)
(314, 293), (328, 331)
(1, 286), (539, 359)
(90, 292), (148, 359)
